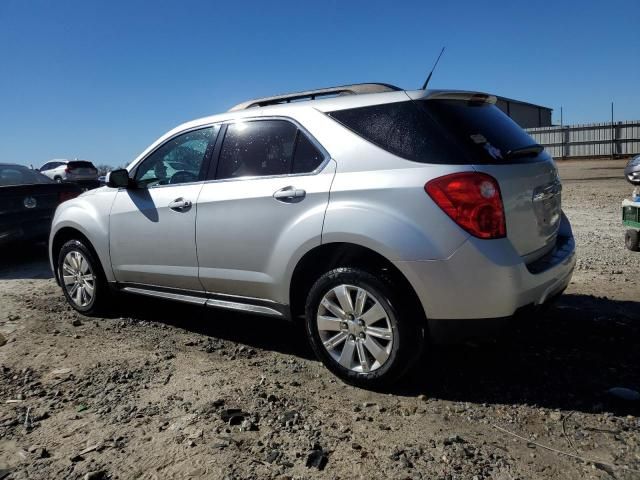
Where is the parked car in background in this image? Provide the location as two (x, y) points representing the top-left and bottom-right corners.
(624, 154), (640, 185)
(49, 83), (576, 388)
(622, 154), (640, 251)
(0, 163), (81, 246)
(39, 159), (100, 189)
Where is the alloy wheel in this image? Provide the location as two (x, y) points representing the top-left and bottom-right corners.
(62, 250), (95, 308)
(316, 284), (393, 373)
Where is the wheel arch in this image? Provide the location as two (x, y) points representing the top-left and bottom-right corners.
(289, 242), (426, 324)
(51, 226), (109, 285)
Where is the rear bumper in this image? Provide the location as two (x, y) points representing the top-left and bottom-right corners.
(394, 214), (576, 321)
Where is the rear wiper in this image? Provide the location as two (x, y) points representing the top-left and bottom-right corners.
(505, 144), (544, 159)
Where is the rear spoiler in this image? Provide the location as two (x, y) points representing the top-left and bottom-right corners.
(407, 90), (497, 105)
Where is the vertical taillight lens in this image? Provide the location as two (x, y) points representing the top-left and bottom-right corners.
(425, 172), (506, 239)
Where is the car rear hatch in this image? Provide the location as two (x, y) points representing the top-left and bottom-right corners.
(325, 90), (563, 260)
(67, 161), (97, 179)
(416, 94), (562, 260)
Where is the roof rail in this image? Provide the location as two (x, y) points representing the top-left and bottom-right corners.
(228, 83), (402, 112)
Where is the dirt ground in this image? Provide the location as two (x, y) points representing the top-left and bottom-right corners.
(0, 159), (639, 480)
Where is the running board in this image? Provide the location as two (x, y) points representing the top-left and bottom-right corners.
(120, 286), (285, 318)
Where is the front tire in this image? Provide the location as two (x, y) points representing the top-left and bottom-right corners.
(58, 239), (108, 315)
(304, 268), (424, 389)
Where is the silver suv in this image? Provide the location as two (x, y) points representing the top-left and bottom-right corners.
(39, 159), (99, 188)
(49, 83), (576, 388)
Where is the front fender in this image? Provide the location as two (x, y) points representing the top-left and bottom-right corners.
(49, 190), (117, 282)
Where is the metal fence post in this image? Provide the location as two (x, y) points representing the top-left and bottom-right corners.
(611, 102), (614, 159)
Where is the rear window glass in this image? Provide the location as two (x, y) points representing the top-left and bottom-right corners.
(68, 161), (95, 169)
(0, 165), (54, 186)
(327, 99), (544, 164)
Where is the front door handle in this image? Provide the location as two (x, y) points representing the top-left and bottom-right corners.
(168, 197), (192, 211)
(273, 187), (306, 203)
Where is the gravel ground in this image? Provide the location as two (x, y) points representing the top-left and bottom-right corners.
(0, 159), (639, 480)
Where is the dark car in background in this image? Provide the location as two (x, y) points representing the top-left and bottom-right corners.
(0, 163), (81, 246)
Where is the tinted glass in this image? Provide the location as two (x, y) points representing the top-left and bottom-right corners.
(217, 120), (297, 179)
(292, 133), (324, 173)
(68, 161), (96, 169)
(0, 165), (54, 186)
(328, 100), (543, 164)
(423, 100), (543, 163)
(135, 126), (219, 187)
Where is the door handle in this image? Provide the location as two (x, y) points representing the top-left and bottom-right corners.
(168, 197), (192, 211)
(273, 187), (306, 203)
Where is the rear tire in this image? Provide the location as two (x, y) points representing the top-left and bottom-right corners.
(304, 267), (425, 389)
(54, 177), (62, 183)
(58, 239), (109, 315)
(625, 229), (640, 251)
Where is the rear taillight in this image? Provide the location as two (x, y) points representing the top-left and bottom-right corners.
(58, 191), (79, 203)
(65, 167), (71, 173)
(425, 172), (506, 239)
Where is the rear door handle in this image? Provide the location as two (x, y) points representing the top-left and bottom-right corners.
(273, 187), (306, 203)
(168, 197), (192, 211)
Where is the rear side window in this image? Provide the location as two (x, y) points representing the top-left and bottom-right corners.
(328, 100), (543, 164)
(292, 133), (324, 173)
(217, 120), (297, 179)
(218, 120), (321, 179)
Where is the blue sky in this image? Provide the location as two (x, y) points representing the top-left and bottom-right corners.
(1, 0), (638, 167)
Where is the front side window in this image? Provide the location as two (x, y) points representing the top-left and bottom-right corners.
(216, 120), (297, 179)
(135, 126), (219, 187)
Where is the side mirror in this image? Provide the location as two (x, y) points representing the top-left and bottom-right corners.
(107, 169), (131, 188)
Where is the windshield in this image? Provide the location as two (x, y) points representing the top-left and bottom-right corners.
(0, 165), (55, 186)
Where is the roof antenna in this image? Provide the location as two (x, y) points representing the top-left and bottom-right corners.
(421, 47), (446, 90)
